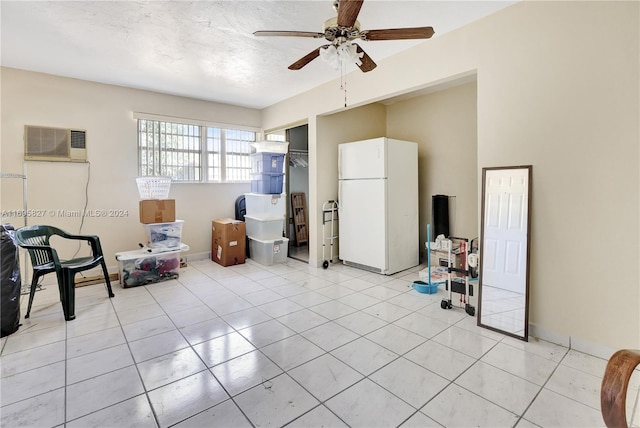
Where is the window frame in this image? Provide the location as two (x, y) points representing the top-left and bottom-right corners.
(134, 112), (260, 183)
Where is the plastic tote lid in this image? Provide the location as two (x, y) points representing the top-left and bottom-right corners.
(251, 141), (289, 154)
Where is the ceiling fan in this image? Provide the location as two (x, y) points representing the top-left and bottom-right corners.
(254, 0), (435, 73)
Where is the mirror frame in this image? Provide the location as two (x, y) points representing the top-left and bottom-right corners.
(477, 165), (532, 341)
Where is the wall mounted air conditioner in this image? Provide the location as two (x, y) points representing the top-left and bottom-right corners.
(24, 125), (87, 162)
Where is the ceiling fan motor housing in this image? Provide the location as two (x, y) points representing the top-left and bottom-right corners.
(323, 17), (361, 44)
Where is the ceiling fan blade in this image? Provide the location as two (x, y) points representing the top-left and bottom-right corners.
(254, 30), (324, 38)
(288, 45), (330, 70)
(337, 0), (364, 27)
(353, 43), (376, 72)
(361, 27), (435, 41)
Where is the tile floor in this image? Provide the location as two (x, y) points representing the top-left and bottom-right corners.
(1, 258), (638, 428)
(478, 285), (526, 337)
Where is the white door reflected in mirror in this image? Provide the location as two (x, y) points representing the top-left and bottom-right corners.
(478, 166), (531, 341)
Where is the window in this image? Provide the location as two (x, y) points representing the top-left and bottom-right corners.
(266, 132), (287, 142)
(222, 129), (255, 182)
(137, 117), (257, 183)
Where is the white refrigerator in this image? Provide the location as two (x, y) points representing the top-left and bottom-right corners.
(338, 137), (419, 275)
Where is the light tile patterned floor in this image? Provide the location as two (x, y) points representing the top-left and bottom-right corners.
(1, 258), (636, 427)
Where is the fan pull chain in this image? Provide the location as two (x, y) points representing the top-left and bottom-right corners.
(340, 60), (348, 107)
(344, 81), (347, 108)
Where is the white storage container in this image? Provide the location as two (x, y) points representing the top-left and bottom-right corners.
(248, 236), (289, 266)
(251, 140), (289, 154)
(244, 215), (284, 240)
(143, 220), (184, 249)
(244, 193), (286, 218)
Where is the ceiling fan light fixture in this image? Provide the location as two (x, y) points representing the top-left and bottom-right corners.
(319, 42), (363, 70)
(254, 0), (432, 73)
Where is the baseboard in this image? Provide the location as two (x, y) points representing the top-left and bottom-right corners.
(76, 273), (118, 287)
(529, 322), (616, 360)
(570, 337), (617, 360)
(529, 323), (571, 348)
(183, 252), (210, 262)
(309, 258), (322, 268)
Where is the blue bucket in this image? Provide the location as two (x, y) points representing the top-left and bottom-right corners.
(412, 280), (442, 294)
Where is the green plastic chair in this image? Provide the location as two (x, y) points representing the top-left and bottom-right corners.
(15, 225), (114, 321)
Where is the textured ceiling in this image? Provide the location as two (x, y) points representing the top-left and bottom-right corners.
(1, 1), (516, 109)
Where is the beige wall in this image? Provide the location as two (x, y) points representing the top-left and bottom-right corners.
(473, 1), (639, 352)
(386, 82), (478, 252)
(1, 67), (260, 266)
(262, 1), (639, 352)
(313, 104), (387, 264)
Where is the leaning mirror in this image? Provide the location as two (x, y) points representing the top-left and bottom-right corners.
(478, 165), (532, 341)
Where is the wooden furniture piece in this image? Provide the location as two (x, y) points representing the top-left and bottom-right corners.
(291, 193), (308, 247)
(601, 349), (640, 427)
(16, 225), (114, 321)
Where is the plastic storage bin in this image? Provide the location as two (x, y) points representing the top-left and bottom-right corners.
(244, 193), (286, 218)
(244, 215), (284, 240)
(251, 152), (285, 174)
(251, 173), (284, 194)
(144, 220), (184, 249)
(412, 280), (439, 294)
(115, 244), (189, 288)
(251, 141), (289, 154)
(248, 236), (289, 266)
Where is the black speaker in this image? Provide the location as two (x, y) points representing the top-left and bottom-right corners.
(432, 194), (450, 238)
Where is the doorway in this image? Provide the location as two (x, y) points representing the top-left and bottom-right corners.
(286, 124), (309, 262)
(265, 124), (309, 263)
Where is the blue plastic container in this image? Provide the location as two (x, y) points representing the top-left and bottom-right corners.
(251, 173), (284, 194)
(251, 152), (285, 174)
(412, 280), (441, 294)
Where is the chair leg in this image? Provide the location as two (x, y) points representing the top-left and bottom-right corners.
(101, 261), (115, 298)
(25, 272), (44, 319)
(61, 271), (76, 321)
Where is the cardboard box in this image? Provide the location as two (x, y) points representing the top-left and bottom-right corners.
(139, 199), (176, 224)
(212, 218), (246, 266)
